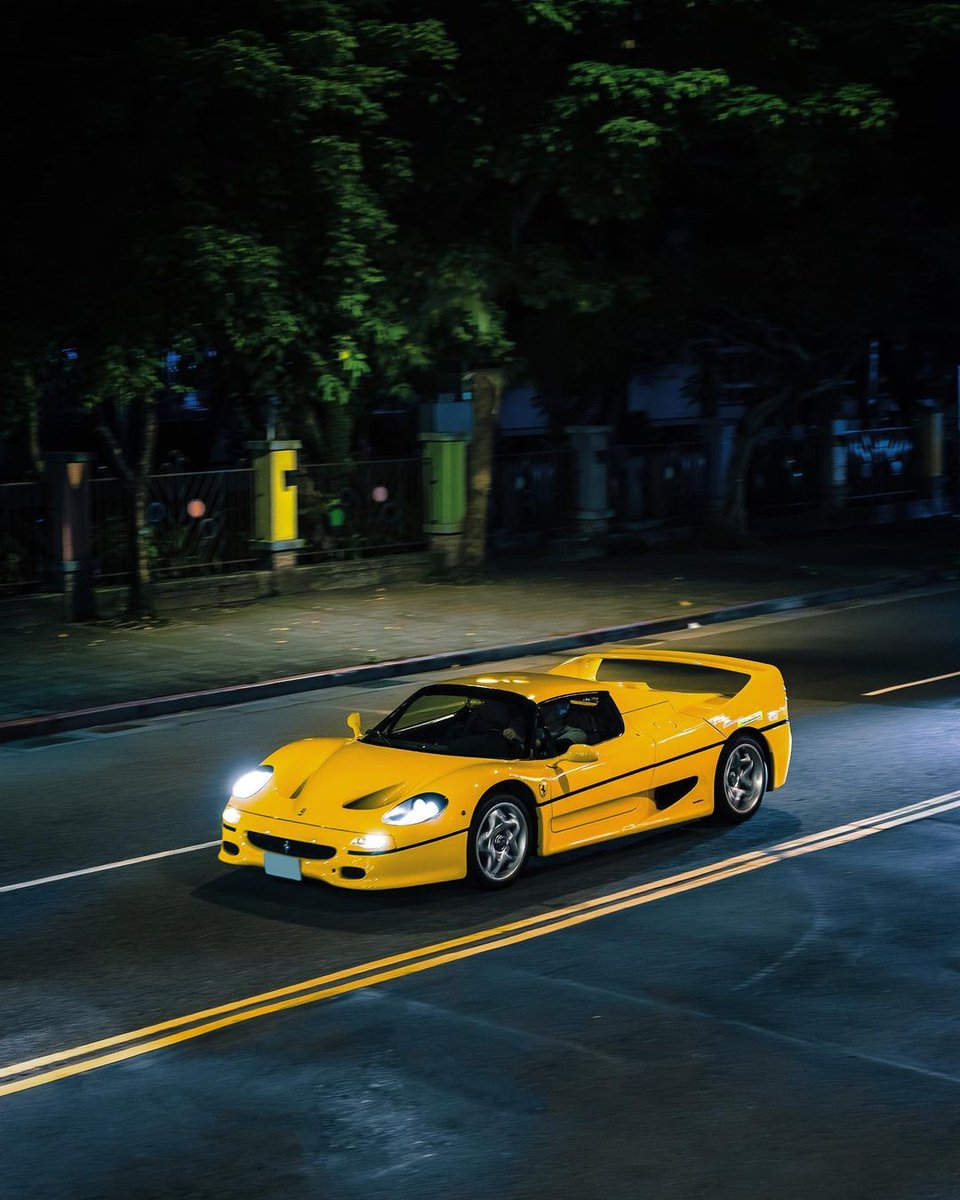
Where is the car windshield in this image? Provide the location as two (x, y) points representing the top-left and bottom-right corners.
(363, 686), (535, 759)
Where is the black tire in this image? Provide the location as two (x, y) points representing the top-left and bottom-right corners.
(466, 793), (532, 889)
(713, 734), (768, 824)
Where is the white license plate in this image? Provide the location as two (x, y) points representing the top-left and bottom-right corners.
(263, 851), (302, 881)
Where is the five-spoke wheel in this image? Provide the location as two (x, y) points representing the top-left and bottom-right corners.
(714, 735), (767, 823)
(467, 795), (531, 888)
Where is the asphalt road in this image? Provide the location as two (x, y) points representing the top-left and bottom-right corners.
(1, 585), (959, 1199)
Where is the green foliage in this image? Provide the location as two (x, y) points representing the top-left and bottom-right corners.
(1, 0), (958, 468)
(81, 349), (165, 415)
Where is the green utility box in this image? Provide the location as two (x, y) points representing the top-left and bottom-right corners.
(420, 434), (467, 534)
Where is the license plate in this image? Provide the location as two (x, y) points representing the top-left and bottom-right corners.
(263, 851), (302, 881)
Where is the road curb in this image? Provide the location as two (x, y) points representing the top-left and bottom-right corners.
(1, 569), (954, 744)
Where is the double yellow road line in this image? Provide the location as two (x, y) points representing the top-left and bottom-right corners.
(3, 788), (959, 1100)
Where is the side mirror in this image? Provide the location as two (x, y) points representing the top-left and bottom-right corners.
(560, 743), (599, 764)
(346, 711), (363, 738)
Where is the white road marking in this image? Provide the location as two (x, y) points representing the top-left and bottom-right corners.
(6, 787), (960, 900)
(863, 670), (960, 697)
(5, 787), (960, 1099)
(0, 841), (220, 894)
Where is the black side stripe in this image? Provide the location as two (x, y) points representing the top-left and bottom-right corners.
(535, 740), (723, 806)
(534, 717), (790, 807)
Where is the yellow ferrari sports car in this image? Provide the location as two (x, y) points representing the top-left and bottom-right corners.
(219, 648), (790, 890)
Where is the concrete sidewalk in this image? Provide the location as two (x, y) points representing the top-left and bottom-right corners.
(0, 520), (955, 725)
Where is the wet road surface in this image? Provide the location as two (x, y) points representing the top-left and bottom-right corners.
(1, 586), (959, 1199)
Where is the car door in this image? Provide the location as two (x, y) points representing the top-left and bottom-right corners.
(543, 692), (658, 853)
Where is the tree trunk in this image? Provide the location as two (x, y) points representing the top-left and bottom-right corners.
(460, 368), (505, 575)
(816, 390), (838, 510)
(721, 391), (788, 541)
(302, 406), (325, 461)
(126, 394), (158, 618)
(721, 431), (752, 540)
(22, 369), (43, 478)
(96, 394), (158, 618)
(124, 475), (154, 617)
(27, 401), (43, 479)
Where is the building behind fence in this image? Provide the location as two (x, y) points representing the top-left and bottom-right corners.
(747, 425), (921, 515)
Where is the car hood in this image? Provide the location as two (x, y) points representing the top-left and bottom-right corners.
(256, 739), (461, 832)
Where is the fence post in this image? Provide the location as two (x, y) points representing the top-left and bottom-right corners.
(44, 452), (96, 619)
(420, 434), (467, 569)
(916, 405), (946, 515)
(826, 419), (850, 510)
(564, 425), (612, 542)
(705, 419), (736, 522)
(247, 440), (305, 579)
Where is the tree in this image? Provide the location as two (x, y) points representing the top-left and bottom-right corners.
(373, 0), (960, 545)
(0, 0), (449, 612)
(3, 0), (958, 592)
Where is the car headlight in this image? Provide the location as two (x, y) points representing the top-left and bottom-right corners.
(231, 766), (273, 799)
(382, 793), (448, 826)
(222, 805), (243, 826)
(349, 833), (396, 854)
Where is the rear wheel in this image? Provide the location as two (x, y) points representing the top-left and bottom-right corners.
(467, 794), (531, 889)
(714, 735), (767, 823)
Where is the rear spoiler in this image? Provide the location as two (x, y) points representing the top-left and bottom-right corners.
(549, 648), (787, 730)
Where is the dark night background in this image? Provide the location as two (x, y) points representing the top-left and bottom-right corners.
(2, 8), (960, 1199)
(1, 2), (958, 597)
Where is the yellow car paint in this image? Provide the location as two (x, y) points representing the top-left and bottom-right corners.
(218, 649), (791, 889)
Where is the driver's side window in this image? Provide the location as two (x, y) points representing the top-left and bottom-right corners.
(579, 693), (625, 744)
(535, 692), (623, 755)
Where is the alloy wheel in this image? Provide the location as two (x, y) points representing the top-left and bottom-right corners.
(475, 801), (528, 882)
(723, 743), (765, 814)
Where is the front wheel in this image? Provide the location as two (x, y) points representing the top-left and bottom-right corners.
(467, 794), (531, 889)
(714, 735), (767, 824)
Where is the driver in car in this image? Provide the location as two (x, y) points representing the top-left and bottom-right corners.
(505, 697), (587, 756)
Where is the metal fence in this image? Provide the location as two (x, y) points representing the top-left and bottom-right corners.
(746, 432), (821, 515)
(842, 426), (918, 503)
(945, 421), (959, 506)
(747, 424), (920, 514)
(0, 420), (947, 596)
(297, 458), (425, 561)
(0, 481), (45, 595)
(490, 449), (576, 537)
(90, 469), (257, 583)
(611, 442), (709, 524)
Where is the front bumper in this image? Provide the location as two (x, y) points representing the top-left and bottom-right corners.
(218, 811), (468, 890)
